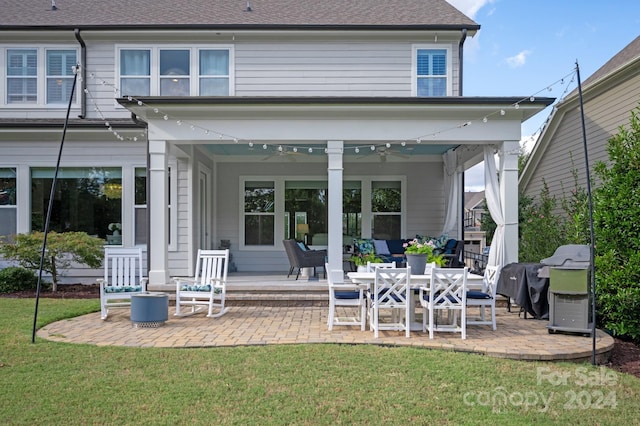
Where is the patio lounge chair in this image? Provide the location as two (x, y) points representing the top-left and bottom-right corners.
(282, 239), (326, 280)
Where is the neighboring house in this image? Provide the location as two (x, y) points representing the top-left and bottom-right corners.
(520, 35), (640, 211)
(463, 190), (486, 255)
(0, 0), (552, 286)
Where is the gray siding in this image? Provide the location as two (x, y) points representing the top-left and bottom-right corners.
(1, 36), (461, 119)
(523, 71), (640, 214)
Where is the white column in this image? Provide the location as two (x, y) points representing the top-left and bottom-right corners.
(148, 139), (169, 285)
(327, 141), (344, 272)
(500, 140), (520, 265)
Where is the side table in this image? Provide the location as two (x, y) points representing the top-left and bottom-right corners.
(130, 292), (169, 328)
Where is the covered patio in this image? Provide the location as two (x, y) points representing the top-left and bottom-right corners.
(120, 96), (554, 285)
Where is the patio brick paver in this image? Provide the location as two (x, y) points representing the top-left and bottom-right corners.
(37, 304), (614, 363)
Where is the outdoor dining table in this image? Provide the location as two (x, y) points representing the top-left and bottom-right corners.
(346, 271), (484, 331)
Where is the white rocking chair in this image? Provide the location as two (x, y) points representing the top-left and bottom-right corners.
(98, 247), (148, 320)
(173, 249), (229, 318)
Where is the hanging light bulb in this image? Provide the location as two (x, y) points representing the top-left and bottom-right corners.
(530, 96), (535, 102)
(248, 141), (254, 148)
(163, 115), (169, 120)
(500, 110), (505, 116)
(416, 139), (422, 144)
(370, 145), (376, 151)
(137, 100), (143, 106)
(385, 142), (391, 148)
(153, 108), (159, 113)
(176, 120), (182, 125)
(354, 147), (360, 153)
(204, 129), (209, 135)
(308, 147), (313, 153)
(324, 148), (328, 154)
(401, 141), (406, 147)
(514, 103), (520, 110)
(483, 117), (488, 123)
(263, 144), (268, 150)
(278, 145), (283, 152)
(292, 147), (298, 153)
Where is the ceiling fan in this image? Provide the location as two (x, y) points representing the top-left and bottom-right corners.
(358, 146), (410, 162)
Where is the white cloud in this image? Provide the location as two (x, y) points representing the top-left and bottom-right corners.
(445, 0), (496, 20)
(505, 50), (531, 68)
(465, 162), (485, 192)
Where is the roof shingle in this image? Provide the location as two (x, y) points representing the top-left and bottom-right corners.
(0, 0), (478, 29)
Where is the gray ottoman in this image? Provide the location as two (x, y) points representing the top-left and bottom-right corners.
(130, 293), (169, 328)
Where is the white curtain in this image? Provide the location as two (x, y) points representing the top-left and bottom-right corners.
(441, 149), (459, 236)
(484, 146), (506, 269)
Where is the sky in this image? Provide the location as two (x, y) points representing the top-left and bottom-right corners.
(446, 0), (640, 191)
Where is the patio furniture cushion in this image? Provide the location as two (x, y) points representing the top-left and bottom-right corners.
(466, 290), (492, 299)
(373, 239), (390, 255)
(353, 238), (375, 255)
(334, 290), (361, 299)
(104, 285), (143, 293)
(178, 284), (223, 294)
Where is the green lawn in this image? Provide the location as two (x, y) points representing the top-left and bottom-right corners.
(1, 298), (639, 425)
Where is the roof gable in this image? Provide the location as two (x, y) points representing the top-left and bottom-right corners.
(1, 0), (478, 29)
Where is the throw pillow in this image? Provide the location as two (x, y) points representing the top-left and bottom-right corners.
(373, 239), (391, 255)
(297, 242), (308, 251)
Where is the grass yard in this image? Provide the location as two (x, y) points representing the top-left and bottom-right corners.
(1, 298), (639, 425)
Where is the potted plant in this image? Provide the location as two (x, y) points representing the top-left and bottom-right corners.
(350, 252), (384, 272)
(403, 238), (446, 273)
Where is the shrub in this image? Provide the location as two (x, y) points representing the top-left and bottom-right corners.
(0, 266), (39, 294)
(592, 106), (640, 342)
(0, 231), (104, 292)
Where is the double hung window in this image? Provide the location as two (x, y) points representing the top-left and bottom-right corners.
(119, 46), (231, 97)
(415, 48), (448, 97)
(371, 181), (402, 240)
(5, 48), (77, 105)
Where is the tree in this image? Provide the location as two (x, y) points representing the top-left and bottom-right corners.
(592, 106), (640, 341)
(0, 231), (104, 292)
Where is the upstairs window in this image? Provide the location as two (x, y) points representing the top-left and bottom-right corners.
(120, 49), (151, 96)
(415, 48), (448, 97)
(160, 49), (190, 96)
(5, 47), (78, 105)
(46, 50), (77, 104)
(7, 49), (37, 103)
(119, 46), (231, 97)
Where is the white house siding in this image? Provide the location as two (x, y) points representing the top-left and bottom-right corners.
(2, 34), (460, 119)
(0, 136), (148, 283)
(523, 71), (640, 214)
(212, 158), (444, 273)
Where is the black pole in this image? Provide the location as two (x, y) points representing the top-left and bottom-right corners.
(31, 66), (79, 343)
(575, 61), (597, 365)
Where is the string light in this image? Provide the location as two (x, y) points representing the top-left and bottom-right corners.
(81, 66), (577, 154)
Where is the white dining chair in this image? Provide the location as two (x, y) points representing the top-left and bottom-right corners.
(420, 267), (468, 339)
(370, 267), (411, 338)
(326, 264), (367, 331)
(466, 265), (499, 330)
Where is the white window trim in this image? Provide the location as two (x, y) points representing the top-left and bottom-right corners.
(1, 45), (81, 108)
(410, 44), (452, 97)
(115, 44), (234, 104)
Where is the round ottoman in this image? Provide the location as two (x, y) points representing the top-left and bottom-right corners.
(130, 292), (169, 328)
